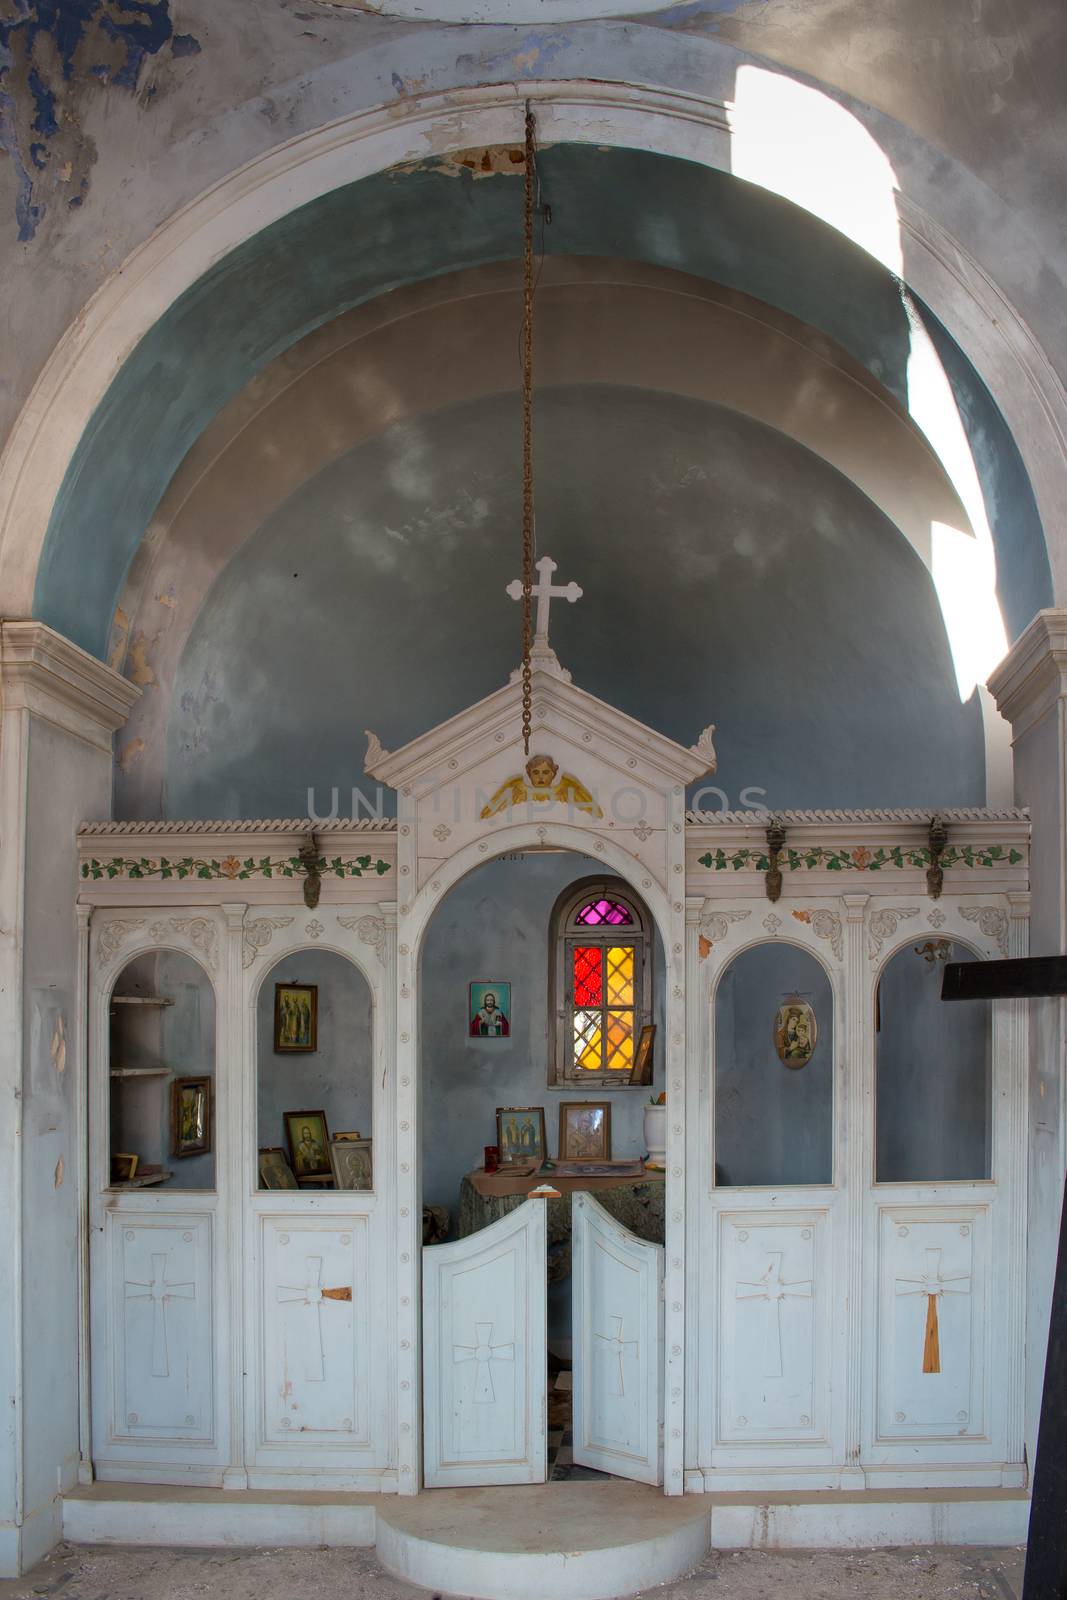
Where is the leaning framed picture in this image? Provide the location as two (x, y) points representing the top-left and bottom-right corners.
(274, 982), (318, 1052)
(329, 1137), (373, 1191)
(284, 1109), (331, 1180)
(171, 1076), (211, 1158)
(258, 1147), (298, 1190)
(628, 1023), (656, 1086)
(496, 1106), (546, 1164)
(470, 982), (511, 1038)
(558, 1101), (612, 1162)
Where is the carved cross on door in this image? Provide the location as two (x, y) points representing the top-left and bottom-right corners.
(124, 1250), (195, 1378)
(454, 1321), (515, 1404)
(506, 555), (582, 646)
(895, 1246), (971, 1374)
(594, 1314), (639, 1398)
(736, 1251), (813, 1378)
(276, 1254), (353, 1382)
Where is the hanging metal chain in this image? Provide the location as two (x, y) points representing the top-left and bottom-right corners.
(520, 103), (536, 756)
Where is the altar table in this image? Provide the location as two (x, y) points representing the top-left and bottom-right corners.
(457, 1165), (665, 1282)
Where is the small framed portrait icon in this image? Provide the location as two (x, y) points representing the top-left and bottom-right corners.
(284, 1110), (331, 1180)
(470, 982), (511, 1038)
(171, 1076), (211, 1158)
(329, 1137), (373, 1191)
(558, 1101), (612, 1162)
(496, 1106), (546, 1164)
(774, 999), (817, 1069)
(274, 982), (318, 1052)
(258, 1148), (298, 1190)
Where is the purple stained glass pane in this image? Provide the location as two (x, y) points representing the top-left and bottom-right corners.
(575, 897), (634, 927)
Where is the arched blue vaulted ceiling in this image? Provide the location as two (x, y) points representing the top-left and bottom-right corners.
(34, 144), (1051, 660)
(163, 387), (984, 820)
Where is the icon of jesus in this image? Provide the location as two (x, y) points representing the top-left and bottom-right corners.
(471, 990), (510, 1037)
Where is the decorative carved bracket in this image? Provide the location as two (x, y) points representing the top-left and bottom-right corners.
(765, 818), (786, 903)
(299, 831), (322, 910)
(926, 814), (948, 899)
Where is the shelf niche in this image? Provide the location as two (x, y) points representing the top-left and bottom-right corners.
(109, 950), (216, 1191)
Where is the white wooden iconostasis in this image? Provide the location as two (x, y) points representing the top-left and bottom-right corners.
(82, 833), (400, 1492)
(684, 811), (1029, 1494)
(78, 687), (1031, 1504)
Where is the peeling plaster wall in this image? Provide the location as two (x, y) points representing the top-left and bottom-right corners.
(162, 385), (985, 820)
(28, 144), (1052, 664)
(2, 3), (1067, 604)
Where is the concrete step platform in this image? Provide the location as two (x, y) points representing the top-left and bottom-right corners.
(376, 1481), (710, 1599)
(62, 1480), (1032, 1600)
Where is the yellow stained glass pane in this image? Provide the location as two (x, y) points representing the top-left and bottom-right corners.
(606, 946), (634, 1007)
(574, 1008), (603, 1070)
(605, 1010), (634, 1068)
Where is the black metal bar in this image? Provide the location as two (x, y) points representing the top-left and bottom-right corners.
(941, 957), (1067, 1002)
(1022, 1175), (1067, 1599)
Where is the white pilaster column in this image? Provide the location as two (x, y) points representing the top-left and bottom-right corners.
(0, 622), (138, 1576)
(988, 611), (1067, 1467)
(841, 893), (869, 1485)
(683, 894), (707, 1490)
(220, 902), (249, 1489)
(74, 902), (93, 1486)
(662, 787), (688, 1495)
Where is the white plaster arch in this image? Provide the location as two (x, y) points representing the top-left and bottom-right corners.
(395, 816), (688, 1493)
(104, 938), (215, 995)
(248, 937), (379, 1013)
(709, 930), (840, 998)
(405, 823), (674, 962)
(1, 78), (1065, 623)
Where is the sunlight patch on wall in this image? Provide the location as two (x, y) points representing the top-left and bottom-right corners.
(730, 65), (903, 278)
(730, 64), (1009, 709)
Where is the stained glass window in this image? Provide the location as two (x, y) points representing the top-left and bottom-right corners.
(570, 943), (636, 1070)
(574, 897), (634, 927)
(552, 880), (652, 1086)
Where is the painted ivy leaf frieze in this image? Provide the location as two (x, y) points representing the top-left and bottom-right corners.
(80, 854), (394, 882)
(696, 845), (1023, 875)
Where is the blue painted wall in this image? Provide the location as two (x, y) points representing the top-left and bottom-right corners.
(32, 145), (1051, 662)
(163, 386), (984, 820)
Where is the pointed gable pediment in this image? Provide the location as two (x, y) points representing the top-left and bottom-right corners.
(365, 649), (715, 897)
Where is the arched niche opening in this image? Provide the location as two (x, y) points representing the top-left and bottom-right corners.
(418, 849), (666, 1355)
(109, 949), (215, 1190)
(714, 942), (834, 1188)
(256, 948), (373, 1191)
(876, 938), (991, 1183)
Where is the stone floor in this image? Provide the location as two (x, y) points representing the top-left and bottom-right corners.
(0, 1541), (1028, 1600)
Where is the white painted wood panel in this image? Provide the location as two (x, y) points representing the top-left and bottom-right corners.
(876, 1209), (986, 1442)
(259, 1215), (371, 1447)
(572, 1191), (663, 1484)
(103, 1212), (213, 1444)
(422, 1198), (546, 1488)
(718, 1213), (827, 1445)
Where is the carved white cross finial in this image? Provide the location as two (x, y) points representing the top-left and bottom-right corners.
(506, 555), (582, 644)
(736, 1251), (813, 1378)
(594, 1314), (639, 1398)
(125, 1250), (195, 1379)
(276, 1254), (353, 1382)
(453, 1321), (515, 1404)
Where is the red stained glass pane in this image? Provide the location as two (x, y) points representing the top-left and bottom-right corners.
(573, 946), (603, 1006)
(574, 897), (634, 927)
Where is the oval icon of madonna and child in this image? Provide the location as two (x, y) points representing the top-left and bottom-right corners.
(774, 1000), (817, 1069)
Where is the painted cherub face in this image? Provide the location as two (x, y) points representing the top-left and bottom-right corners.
(525, 755), (559, 789)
